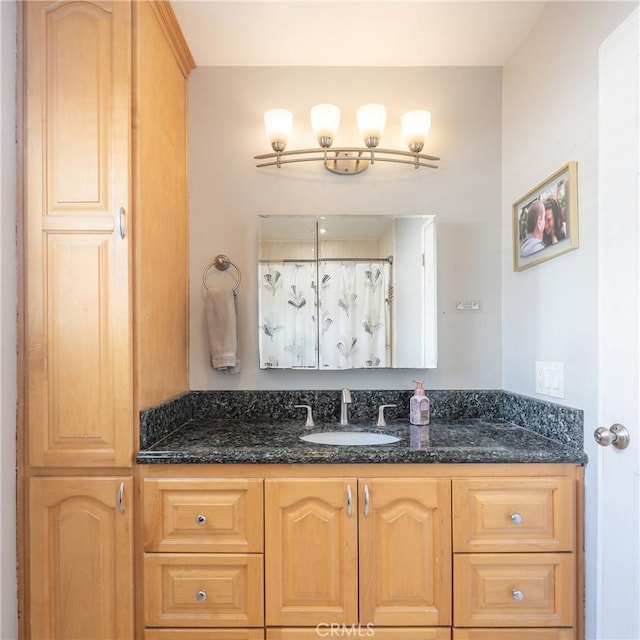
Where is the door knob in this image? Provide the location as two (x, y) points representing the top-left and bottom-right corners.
(594, 423), (630, 449)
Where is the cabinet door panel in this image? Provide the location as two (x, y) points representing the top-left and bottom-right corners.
(29, 476), (134, 639)
(359, 478), (452, 626)
(28, 232), (131, 467)
(265, 479), (358, 626)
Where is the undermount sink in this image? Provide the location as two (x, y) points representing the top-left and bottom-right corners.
(300, 431), (401, 446)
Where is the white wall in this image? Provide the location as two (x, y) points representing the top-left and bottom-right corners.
(188, 66), (503, 390)
(0, 0), (17, 637)
(501, 2), (637, 637)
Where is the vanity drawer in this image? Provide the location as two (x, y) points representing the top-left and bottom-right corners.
(144, 553), (264, 627)
(267, 630), (451, 640)
(453, 553), (575, 627)
(144, 478), (263, 552)
(146, 631), (264, 640)
(452, 478), (575, 552)
(453, 630), (575, 640)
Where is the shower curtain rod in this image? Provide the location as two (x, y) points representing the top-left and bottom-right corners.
(259, 256), (393, 264)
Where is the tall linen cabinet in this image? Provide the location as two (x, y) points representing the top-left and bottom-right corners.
(18, 2), (194, 638)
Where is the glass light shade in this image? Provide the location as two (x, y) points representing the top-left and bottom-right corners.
(401, 110), (431, 152)
(264, 108), (293, 151)
(310, 104), (340, 147)
(356, 103), (387, 146)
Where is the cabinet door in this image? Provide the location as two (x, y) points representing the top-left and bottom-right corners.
(24, 0), (133, 467)
(265, 478), (358, 626)
(29, 476), (134, 639)
(359, 478), (452, 626)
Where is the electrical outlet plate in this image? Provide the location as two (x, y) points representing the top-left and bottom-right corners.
(535, 361), (565, 398)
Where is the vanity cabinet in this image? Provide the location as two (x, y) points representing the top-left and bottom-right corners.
(19, 1), (194, 637)
(139, 464), (583, 640)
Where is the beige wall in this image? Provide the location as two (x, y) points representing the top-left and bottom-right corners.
(0, 1), (17, 636)
(188, 66), (503, 390)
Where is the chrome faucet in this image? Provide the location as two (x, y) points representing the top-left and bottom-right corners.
(340, 387), (352, 425)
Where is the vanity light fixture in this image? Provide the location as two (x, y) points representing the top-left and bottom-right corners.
(255, 103), (439, 175)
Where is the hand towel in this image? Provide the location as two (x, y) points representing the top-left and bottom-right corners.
(205, 287), (240, 373)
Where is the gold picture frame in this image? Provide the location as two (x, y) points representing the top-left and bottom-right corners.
(512, 161), (579, 271)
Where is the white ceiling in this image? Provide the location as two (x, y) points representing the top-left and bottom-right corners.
(171, 1), (549, 67)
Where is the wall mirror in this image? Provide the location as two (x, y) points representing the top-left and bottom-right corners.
(258, 214), (437, 370)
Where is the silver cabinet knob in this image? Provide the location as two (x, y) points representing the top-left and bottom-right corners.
(196, 514), (207, 525)
(510, 513), (523, 524)
(594, 423), (630, 449)
(196, 590), (207, 602)
(512, 589), (524, 601)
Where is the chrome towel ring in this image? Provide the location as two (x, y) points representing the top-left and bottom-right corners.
(203, 254), (241, 292)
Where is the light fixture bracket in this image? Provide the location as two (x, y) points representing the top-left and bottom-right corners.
(325, 151), (370, 175)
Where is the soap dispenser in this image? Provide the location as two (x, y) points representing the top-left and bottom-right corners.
(409, 380), (430, 426)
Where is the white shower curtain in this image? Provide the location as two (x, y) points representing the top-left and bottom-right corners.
(318, 260), (391, 369)
(258, 262), (317, 368)
(258, 259), (392, 369)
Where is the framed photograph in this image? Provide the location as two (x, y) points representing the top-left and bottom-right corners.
(512, 161), (579, 271)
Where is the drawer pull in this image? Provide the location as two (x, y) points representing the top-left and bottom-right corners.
(196, 590), (207, 602)
(196, 514), (207, 525)
(512, 589), (524, 601)
(510, 512), (523, 524)
(346, 484), (353, 518)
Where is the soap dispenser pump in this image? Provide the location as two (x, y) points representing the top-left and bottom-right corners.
(409, 380), (430, 426)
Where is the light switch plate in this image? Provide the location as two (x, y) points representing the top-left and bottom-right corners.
(535, 361), (565, 398)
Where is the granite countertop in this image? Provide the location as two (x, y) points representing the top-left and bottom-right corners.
(135, 417), (588, 465)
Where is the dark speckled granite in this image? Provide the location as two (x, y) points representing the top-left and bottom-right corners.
(139, 392), (194, 449)
(138, 389), (586, 465)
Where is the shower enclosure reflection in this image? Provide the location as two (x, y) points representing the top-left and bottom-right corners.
(258, 214), (437, 370)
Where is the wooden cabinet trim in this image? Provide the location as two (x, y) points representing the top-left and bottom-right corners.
(140, 463), (583, 480)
